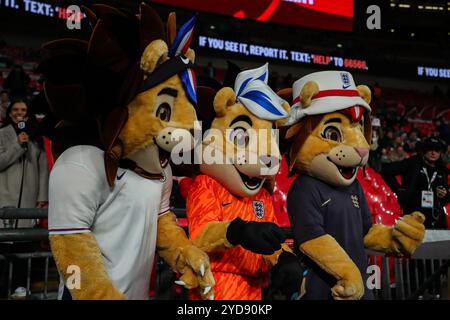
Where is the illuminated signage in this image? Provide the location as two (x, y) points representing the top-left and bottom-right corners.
(417, 66), (450, 79)
(152, 0), (354, 32)
(198, 36), (368, 70)
(0, 0), (85, 22)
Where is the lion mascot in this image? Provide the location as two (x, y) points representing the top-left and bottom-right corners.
(184, 63), (304, 300)
(39, 3), (214, 299)
(281, 71), (425, 300)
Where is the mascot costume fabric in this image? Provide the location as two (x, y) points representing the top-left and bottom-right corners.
(281, 71), (426, 300)
(40, 3), (214, 300)
(185, 64), (304, 300)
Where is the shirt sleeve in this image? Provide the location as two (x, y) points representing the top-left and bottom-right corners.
(159, 166), (173, 216)
(287, 178), (326, 245)
(186, 175), (222, 240)
(48, 161), (104, 235)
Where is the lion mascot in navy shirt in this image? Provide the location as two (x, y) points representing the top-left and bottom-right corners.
(280, 71), (426, 300)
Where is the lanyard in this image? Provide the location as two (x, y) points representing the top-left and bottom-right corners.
(421, 167), (437, 191)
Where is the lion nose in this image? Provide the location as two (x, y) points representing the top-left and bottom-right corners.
(354, 147), (369, 158)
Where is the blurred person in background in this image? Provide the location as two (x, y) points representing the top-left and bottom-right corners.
(442, 144), (450, 164)
(3, 64), (30, 99)
(0, 99), (49, 298)
(389, 145), (408, 162)
(368, 117), (383, 171)
(379, 127), (395, 150)
(404, 129), (421, 154)
(381, 137), (449, 229)
(0, 90), (10, 124)
(434, 117), (450, 145)
(0, 99), (48, 228)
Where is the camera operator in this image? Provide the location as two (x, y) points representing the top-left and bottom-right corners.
(381, 137), (449, 229)
(0, 99), (48, 228)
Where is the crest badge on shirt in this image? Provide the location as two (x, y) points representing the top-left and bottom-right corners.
(252, 201), (265, 219)
(351, 195), (360, 208)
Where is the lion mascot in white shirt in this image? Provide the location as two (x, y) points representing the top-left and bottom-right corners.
(38, 3), (214, 300)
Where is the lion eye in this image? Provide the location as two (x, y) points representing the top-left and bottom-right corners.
(322, 126), (342, 142)
(156, 103), (171, 122)
(230, 127), (249, 147)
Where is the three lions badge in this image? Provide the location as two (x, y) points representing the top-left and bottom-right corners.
(252, 201), (265, 219)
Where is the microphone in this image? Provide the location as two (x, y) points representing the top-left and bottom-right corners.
(17, 120), (28, 151)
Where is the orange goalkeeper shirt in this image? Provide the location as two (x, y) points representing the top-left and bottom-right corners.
(186, 174), (277, 278)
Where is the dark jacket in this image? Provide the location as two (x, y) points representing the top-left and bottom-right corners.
(381, 155), (449, 229)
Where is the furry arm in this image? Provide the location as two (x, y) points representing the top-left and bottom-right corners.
(192, 221), (234, 252)
(156, 212), (215, 299)
(192, 217), (285, 255)
(49, 233), (126, 300)
(364, 212), (425, 255)
(192, 221), (291, 263)
(300, 234), (364, 300)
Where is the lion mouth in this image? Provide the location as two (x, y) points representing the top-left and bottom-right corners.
(327, 157), (357, 180)
(234, 166), (263, 190)
(336, 165), (357, 179)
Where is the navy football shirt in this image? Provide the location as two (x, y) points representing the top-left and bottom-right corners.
(287, 174), (373, 300)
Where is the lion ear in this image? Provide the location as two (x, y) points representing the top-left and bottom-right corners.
(285, 122), (302, 139)
(213, 87), (236, 117)
(357, 85), (372, 104)
(300, 81), (319, 108)
(277, 88), (292, 104)
(166, 12), (177, 46)
(140, 39), (169, 75)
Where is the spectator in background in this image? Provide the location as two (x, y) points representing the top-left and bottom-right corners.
(3, 64), (30, 99)
(381, 137), (449, 229)
(0, 90), (10, 123)
(404, 130), (421, 154)
(443, 144), (450, 165)
(0, 99), (48, 228)
(389, 145), (408, 162)
(379, 128), (395, 150)
(434, 117), (450, 145)
(368, 117), (382, 171)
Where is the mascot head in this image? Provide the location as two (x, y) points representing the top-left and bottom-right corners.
(38, 3), (197, 185)
(198, 63), (290, 197)
(282, 71), (372, 187)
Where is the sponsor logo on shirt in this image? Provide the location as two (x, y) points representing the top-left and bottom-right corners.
(351, 195), (360, 208)
(252, 200), (265, 219)
(117, 171), (126, 180)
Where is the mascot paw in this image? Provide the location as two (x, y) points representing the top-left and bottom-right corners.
(226, 217), (286, 255)
(331, 278), (364, 300)
(393, 212), (426, 255)
(270, 251), (304, 298)
(174, 245), (215, 300)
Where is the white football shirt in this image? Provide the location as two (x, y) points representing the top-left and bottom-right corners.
(48, 145), (172, 300)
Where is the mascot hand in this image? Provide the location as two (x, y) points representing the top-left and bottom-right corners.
(269, 251), (304, 299)
(226, 217), (286, 254)
(331, 274), (365, 300)
(392, 212), (426, 255)
(174, 245), (215, 300)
